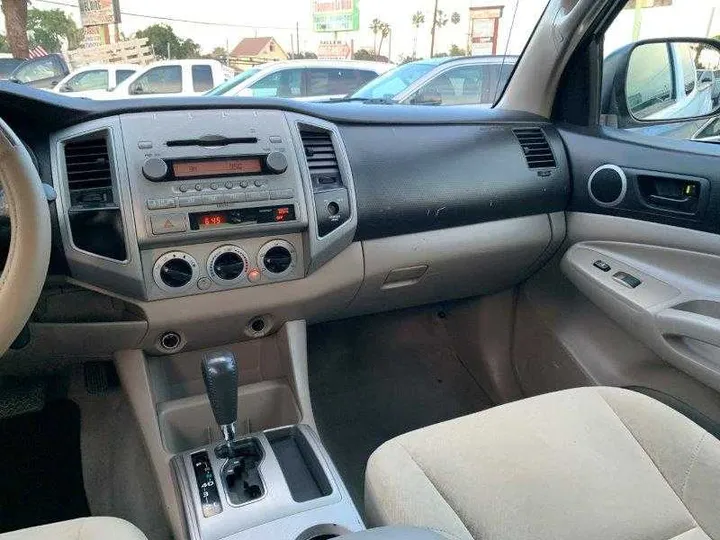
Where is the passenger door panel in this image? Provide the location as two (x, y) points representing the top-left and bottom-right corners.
(550, 125), (720, 406)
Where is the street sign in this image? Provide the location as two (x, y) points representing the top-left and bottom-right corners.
(313, 0), (360, 33)
(317, 41), (352, 59)
(79, 0), (121, 27)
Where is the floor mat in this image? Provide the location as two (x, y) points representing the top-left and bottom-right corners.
(0, 399), (90, 533)
(308, 307), (494, 508)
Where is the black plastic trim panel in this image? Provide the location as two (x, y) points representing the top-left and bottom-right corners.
(340, 123), (570, 240)
(560, 124), (720, 234)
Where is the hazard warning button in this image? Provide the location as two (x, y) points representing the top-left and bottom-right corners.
(150, 214), (187, 235)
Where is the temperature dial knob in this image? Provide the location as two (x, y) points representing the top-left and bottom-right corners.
(143, 158), (169, 181)
(265, 152), (288, 174)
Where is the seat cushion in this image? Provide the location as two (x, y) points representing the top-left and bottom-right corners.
(365, 387), (720, 540)
(0, 517), (147, 540)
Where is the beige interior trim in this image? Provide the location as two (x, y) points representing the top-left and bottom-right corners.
(0, 118), (51, 356)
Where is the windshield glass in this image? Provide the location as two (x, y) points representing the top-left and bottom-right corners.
(351, 62), (436, 100)
(0, 1), (549, 104)
(206, 68), (261, 96)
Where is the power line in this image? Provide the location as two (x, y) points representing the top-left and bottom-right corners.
(33, 0), (312, 31)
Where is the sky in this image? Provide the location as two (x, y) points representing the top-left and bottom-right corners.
(6, 0), (546, 62)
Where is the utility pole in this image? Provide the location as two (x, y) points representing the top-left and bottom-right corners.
(290, 33), (295, 59)
(388, 28), (392, 62)
(296, 22), (300, 57)
(430, 0), (439, 57)
(167, 42), (171, 59)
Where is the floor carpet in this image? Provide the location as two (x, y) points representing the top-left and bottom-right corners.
(308, 307), (494, 510)
(0, 399), (90, 532)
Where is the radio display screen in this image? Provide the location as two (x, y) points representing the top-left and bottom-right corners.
(198, 213), (228, 228)
(173, 158), (262, 178)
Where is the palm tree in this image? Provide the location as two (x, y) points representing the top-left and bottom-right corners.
(370, 18), (382, 56)
(411, 11), (425, 59)
(431, 9), (449, 57)
(1, 0), (29, 58)
(378, 23), (391, 58)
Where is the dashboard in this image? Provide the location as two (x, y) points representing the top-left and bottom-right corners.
(0, 84), (570, 355)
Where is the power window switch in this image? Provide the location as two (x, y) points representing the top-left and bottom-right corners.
(593, 260), (611, 272)
(613, 271), (642, 289)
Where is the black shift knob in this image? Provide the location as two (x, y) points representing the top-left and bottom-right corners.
(201, 351), (238, 432)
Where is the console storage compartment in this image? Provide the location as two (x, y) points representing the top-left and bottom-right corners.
(268, 426), (333, 503)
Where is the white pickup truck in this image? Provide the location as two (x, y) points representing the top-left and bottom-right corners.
(100, 59), (230, 99)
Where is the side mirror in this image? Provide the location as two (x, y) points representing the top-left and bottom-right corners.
(602, 38), (720, 128)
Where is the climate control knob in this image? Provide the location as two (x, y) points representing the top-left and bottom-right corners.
(207, 246), (249, 285)
(258, 240), (296, 278)
(142, 157), (169, 181)
(265, 152), (288, 174)
(153, 252), (199, 291)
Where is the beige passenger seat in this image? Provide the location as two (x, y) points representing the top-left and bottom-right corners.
(0, 517), (147, 540)
(365, 387), (720, 540)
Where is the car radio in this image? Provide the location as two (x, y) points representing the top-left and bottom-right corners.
(120, 109), (309, 248)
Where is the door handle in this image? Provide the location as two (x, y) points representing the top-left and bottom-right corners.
(656, 308), (720, 349)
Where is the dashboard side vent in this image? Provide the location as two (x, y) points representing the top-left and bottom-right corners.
(63, 134), (115, 208)
(512, 127), (557, 169)
(300, 128), (339, 175)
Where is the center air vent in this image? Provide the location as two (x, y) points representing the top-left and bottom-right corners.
(64, 135), (114, 207)
(512, 127), (557, 170)
(300, 128), (339, 174)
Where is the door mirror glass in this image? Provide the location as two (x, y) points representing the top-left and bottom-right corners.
(625, 40), (720, 121)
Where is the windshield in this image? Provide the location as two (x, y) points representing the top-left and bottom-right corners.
(206, 68), (261, 96)
(351, 62), (436, 100)
(0, 1), (549, 104)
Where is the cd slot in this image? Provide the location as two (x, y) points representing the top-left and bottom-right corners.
(166, 136), (258, 147)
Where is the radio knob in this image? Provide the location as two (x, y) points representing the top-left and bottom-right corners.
(143, 158), (169, 181)
(265, 152), (288, 174)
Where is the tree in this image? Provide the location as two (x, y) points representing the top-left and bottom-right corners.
(296, 51), (318, 59)
(135, 24), (200, 60)
(353, 48), (387, 63)
(430, 4), (449, 57)
(377, 23), (391, 57)
(27, 8), (82, 52)
(0, 34), (10, 54)
(1, 0), (29, 58)
(411, 11), (425, 59)
(369, 18), (382, 56)
(448, 44), (467, 57)
(451, 12), (461, 25)
(211, 46), (227, 59)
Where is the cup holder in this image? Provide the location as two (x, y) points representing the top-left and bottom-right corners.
(296, 524), (351, 540)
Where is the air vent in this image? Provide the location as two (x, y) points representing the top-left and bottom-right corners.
(300, 128), (339, 174)
(64, 136), (112, 191)
(513, 127), (557, 169)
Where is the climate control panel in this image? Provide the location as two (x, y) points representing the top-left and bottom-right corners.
(145, 234), (304, 300)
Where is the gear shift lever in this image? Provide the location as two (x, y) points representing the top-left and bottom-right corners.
(201, 350), (238, 443)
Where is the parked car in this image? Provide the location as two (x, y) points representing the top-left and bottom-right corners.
(2, 53), (69, 89)
(0, 58), (25, 80)
(345, 55), (518, 106)
(206, 60), (392, 101)
(53, 64), (140, 98)
(101, 59), (229, 99)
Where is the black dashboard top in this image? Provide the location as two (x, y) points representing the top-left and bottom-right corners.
(0, 82), (548, 133)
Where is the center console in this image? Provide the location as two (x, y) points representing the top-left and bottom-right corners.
(169, 349), (362, 540)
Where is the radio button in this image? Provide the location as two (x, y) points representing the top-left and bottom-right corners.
(179, 196), (202, 207)
(270, 189), (294, 200)
(239, 181), (249, 189)
(147, 199), (160, 210)
(150, 214), (187, 235)
(247, 191), (269, 202)
(225, 181), (234, 189)
(179, 185), (190, 193)
(210, 183), (219, 190)
(202, 194), (225, 205)
(269, 136), (283, 144)
(195, 184), (203, 192)
(226, 193), (247, 203)
(254, 180), (265, 188)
